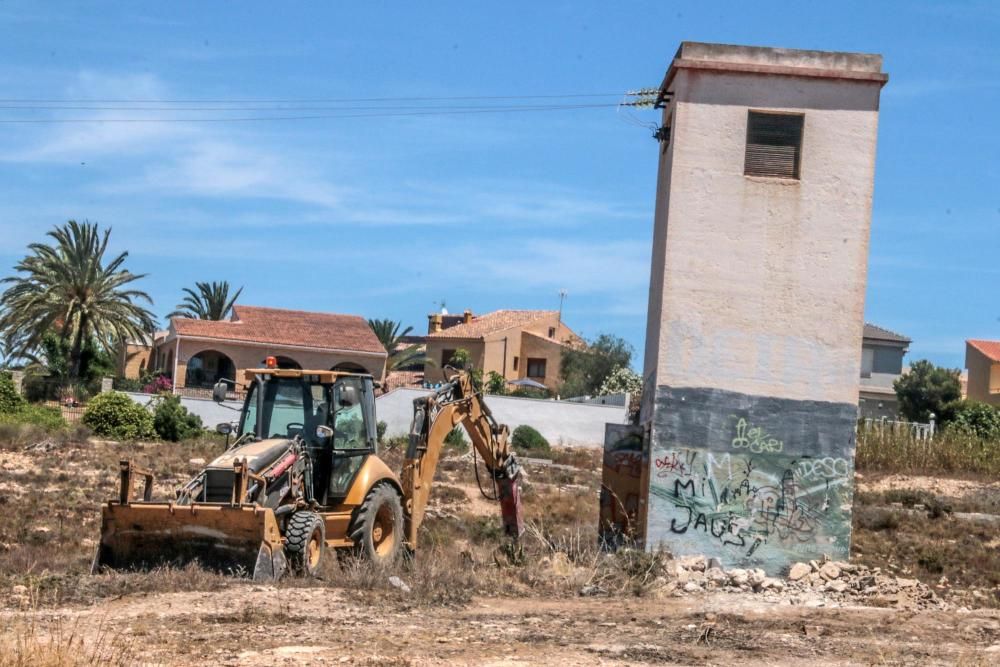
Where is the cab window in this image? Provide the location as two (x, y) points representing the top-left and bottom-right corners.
(333, 377), (367, 450)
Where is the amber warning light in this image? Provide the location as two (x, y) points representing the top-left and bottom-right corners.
(265, 356), (277, 369)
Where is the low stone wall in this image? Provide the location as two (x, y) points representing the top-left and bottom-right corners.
(375, 388), (628, 448)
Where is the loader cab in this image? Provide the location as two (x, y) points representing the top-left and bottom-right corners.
(230, 368), (379, 506)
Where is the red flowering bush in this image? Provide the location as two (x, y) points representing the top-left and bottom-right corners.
(142, 374), (173, 394)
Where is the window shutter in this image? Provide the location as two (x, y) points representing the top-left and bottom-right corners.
(744, 111), (804, 179)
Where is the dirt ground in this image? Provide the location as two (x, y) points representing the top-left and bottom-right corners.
(3, 584), (998, 666)
(1, 434), (999, 665)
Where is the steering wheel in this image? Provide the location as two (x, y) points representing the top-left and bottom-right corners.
(286, 422), (305, 437)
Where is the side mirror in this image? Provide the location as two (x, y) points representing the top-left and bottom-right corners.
(316, 425), (333, 441)
(212, 381), (228, 403)
(216, 422), (233, 435)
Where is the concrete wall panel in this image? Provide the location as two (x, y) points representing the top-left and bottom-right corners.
(375, 388), (627, 448)
(646, 386), (856, 573)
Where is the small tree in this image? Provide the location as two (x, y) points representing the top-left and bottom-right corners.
(948, 401), (1000, 441)
(559, 334), (633, 398)
(0, 371), (25, 414)
(447, 348), (472, 370)
(152, 394), (203, 441)
(893, 360), (962, 424)
(485, 371), (507, 395)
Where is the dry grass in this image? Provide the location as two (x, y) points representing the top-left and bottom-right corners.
(3, 422), (999, 616)
(0, 614), (135, 666)
(856, 429), (1000, 477)
(852, 490), (1000, 608)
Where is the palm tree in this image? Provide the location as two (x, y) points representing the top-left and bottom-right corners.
(367, 318), (433, 372)
(0, 220), (156, 382)
(168, 281), (243, 320)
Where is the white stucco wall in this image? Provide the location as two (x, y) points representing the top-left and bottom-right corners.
(123, 389), (627, 448)
(375, 388), (628, 448)
(124, 391), (243, 429)
(645, 69), (882, 404)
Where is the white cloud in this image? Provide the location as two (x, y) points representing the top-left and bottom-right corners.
(0, 70), (644, 232)
(444, 238), (651, 296)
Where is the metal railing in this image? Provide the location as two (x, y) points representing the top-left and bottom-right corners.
(860, 416), (936, 441)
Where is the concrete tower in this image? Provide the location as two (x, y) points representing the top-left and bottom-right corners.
(639, 42), (888, 574)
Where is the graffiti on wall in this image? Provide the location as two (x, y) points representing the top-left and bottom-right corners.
(645, 386), (857, 574)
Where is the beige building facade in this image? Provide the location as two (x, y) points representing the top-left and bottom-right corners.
(639, 42), (887, 574)
(422, 309), (579, 390)
(965, 339), (1000, 407)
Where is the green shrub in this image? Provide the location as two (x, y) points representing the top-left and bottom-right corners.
(113, 376), (144, 392)
(485, 371), (507, 395)
(948, 400), (1000, 441)
(82, 391), (155, 440)
(0, 403), (67, 431)
(152, 394), (203, 441)
(444, 425), (468, 452)
(511, 424), (550, 456)
(510, 387), (549, 399)
(377, 420), (387, 443)
(0, 372), (25, 414)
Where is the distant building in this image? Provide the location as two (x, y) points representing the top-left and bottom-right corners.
(965, 339), (1000, 407)
(121, 305), (387, 394)
(422, 309), (580, 389)
(858, 323), (911, 420)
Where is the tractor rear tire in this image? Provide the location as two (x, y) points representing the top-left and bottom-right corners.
(349, 483), (404, 566)
(285, 511), (325, 577)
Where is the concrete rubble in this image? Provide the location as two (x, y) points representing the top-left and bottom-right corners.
(638, 554), (947, 611)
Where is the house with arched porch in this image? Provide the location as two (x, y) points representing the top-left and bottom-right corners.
(134, 305), (387, 396)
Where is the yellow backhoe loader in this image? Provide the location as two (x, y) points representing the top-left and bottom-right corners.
(92, 360), (523, 580)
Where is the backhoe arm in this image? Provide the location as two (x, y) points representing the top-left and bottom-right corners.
(400, 369), (524, 549)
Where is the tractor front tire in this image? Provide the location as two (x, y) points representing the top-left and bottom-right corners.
(350, 483), (404, 566)
(285, 511), (325, 577)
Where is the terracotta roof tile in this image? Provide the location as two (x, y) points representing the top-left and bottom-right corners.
(968, 339), (1000, 363)
(382, 370), (425, 393)
(863, 323), (911, 344)
(171, 305), (386, 355)
(426, 310), (557, 340)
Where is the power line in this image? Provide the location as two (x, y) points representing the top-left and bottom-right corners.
(0, 92), (622, 105)
(0, 102), (613, 112)
(0, 102), (618, 123)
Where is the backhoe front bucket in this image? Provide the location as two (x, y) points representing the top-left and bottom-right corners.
(92, 502), (287, 581)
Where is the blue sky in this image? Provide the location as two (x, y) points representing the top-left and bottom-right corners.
(0, 1), (996, 370)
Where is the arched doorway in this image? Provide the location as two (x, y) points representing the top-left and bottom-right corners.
(185, 350), (236, 388)
(331, 362), (368, 374)
(263, 355), (301, 369)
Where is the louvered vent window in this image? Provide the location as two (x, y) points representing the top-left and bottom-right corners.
(744, 111), (804, 179)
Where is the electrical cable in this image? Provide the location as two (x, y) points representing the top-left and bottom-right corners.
(0, 103), (618, 123)
(0, 92), (623, 104)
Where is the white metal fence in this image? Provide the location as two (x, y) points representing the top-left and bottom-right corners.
(860, 416), (936, 441)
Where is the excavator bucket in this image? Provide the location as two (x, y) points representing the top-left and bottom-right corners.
(92, 502), (288, 580)
(93, 459), (289, 580)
